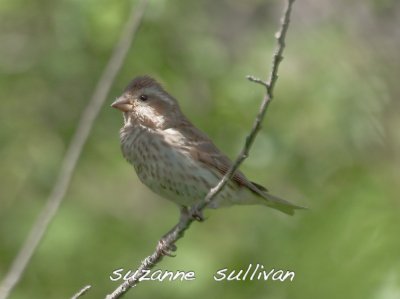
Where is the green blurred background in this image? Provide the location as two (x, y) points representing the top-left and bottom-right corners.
(1, 0), (399, 298)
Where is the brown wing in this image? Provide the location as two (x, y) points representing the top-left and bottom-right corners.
(177, 121), (266, 193)
(175, 121), (304, 215)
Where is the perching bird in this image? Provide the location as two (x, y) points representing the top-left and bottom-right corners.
(111, 76), (303, 217)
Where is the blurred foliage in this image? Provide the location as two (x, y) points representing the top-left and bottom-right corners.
(1, 0), (400, 298)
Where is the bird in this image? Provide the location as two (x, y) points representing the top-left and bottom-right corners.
(111, 75), (304, 219)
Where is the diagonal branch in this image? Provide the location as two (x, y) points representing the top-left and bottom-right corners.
(71, 285), (91, 299)
(105, 0), (296, 298)
(0, 1), (149, 298)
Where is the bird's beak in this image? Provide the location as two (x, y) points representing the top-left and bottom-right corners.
(111, 97), (132, 112)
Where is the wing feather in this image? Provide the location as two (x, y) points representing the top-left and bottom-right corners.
(168, 120), (305, 215)
(177, 122), (266, 193)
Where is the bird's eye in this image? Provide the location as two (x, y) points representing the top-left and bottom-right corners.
(139, 95), (148, 101)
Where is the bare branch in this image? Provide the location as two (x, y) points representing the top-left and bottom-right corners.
(246, 75), (269, 88)
(105, 0), (296, 298)
(71, 285), (91, 299)
(0, 1), (149, 298)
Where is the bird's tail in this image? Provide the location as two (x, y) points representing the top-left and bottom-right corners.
(247, 181), (306, 215)
(260, 191), (306, 215)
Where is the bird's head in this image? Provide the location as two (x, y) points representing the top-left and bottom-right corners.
(111, 76), (183, 129)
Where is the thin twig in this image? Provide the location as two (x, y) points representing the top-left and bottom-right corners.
(105, 0), (296, 298)
(71, 285), (91, 299)
(0, 1), (148, 298)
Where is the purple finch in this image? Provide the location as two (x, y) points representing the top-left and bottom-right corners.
(112, 76), (303, 216)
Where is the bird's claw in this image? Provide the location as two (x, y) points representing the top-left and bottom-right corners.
(156, 238), (177, 257)
(191, 209), (205, 222)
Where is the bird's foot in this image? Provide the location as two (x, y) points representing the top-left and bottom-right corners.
(156, 238), (177, 257)
(190, 208), (205, 222)
(179, 206), (204, 222)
